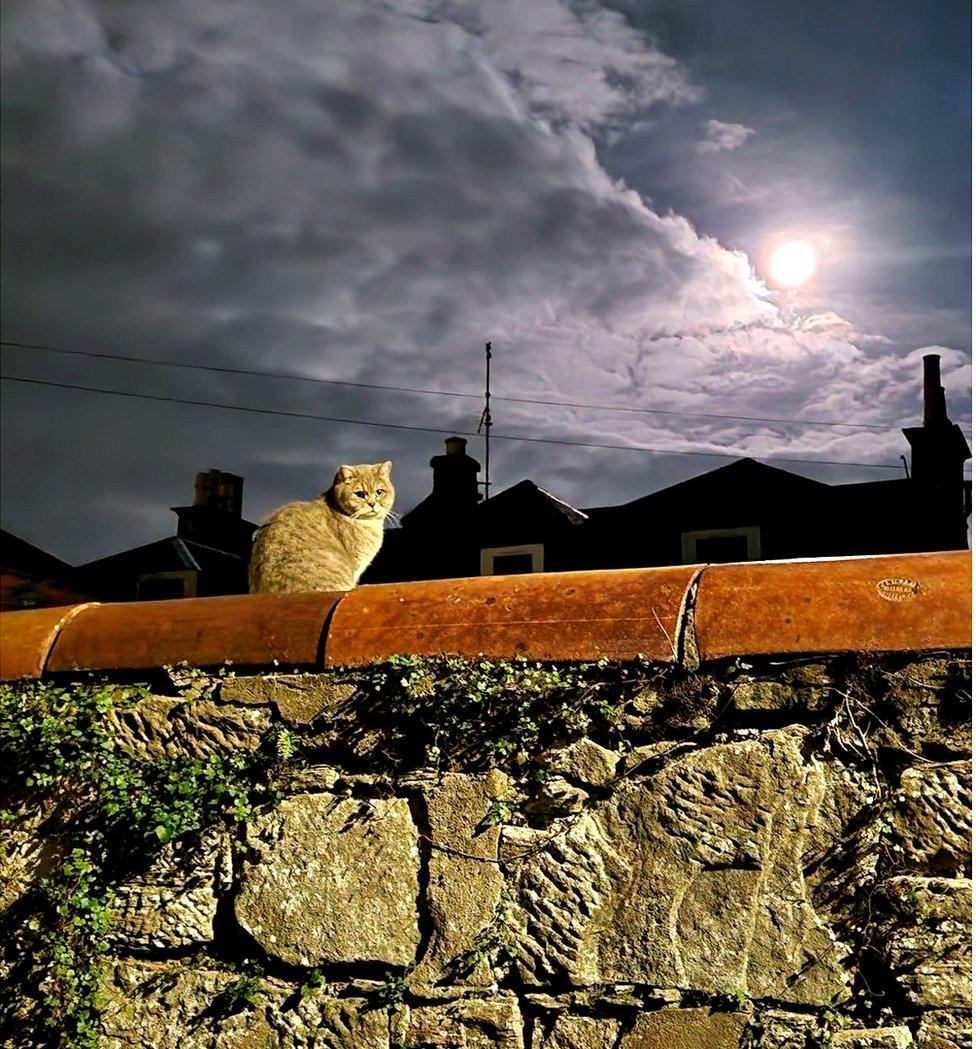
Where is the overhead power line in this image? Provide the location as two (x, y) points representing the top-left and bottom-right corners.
(3, 337), (959, 435)
(1, 372), (916, 472)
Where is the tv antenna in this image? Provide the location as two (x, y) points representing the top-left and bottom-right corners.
(477, 341), (492, 501)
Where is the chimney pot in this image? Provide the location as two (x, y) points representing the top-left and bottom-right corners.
(215, 472), (244, 517)
(922, 354), (948, 427)
(194, 469), (219, 507)
(445, 436), (467, 456)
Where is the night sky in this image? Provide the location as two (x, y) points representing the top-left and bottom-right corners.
(1, 0), (971, 564)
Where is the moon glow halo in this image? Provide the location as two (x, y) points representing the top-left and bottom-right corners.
(769, 239), (817, 287)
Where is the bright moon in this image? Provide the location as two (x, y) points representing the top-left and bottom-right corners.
(769, 239), (817, 287)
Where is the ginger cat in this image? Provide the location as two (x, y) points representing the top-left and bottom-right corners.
(248, 461), (394, 593)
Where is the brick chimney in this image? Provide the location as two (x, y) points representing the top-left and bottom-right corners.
(429, 437), (481, 510)
(921, 353), (949, 427)
(173, 469), (253, 554)
(902, 354), (971, 547)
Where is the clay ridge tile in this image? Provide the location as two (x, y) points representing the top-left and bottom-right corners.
(324, 565), (698, 666)
(0, 552), (969, 681)
(0, 602), (100, 681)
(691, 550), (971, 663)
(43, 591), (345, 676)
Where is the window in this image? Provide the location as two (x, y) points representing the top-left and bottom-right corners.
(493, 553), (534, 575)
(681, 527), (760, 564)
(480, 544), (544, 576)
(136, 571), (197, 601)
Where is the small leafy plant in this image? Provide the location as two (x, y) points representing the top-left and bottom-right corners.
(299, 967), (327, 999)
(361, 654), (650, 770)
(0, 678), (280, 1047)
(371, 967), (412, 1010)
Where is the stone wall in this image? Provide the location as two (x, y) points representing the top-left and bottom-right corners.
(3, 651), (972, 1048)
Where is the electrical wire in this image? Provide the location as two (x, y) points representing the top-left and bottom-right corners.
(1, 372), (915, 471)
(4, 337), (961, 434)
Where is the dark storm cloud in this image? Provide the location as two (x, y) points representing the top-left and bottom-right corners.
(1, 0), (969, 562)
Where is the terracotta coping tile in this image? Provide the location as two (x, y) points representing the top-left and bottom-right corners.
(692, 551), (972, 662)
(0, 553), (968, 681)
(324, 566), (699, 666)
(44, 591), (345, 675)
(0, 603), (100, 681)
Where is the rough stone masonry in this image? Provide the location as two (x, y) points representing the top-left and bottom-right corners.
(2, 652), (971, 1048)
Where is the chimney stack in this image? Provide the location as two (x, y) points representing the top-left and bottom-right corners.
(192, 469), (243, 516)
(429, 436), (481, 509)
(173, 468), (250, 555)
(194, 470), (216, 507)
(901, 354), (972, 549)
(922, 353), (948, 428)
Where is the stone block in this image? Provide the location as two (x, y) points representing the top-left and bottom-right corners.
(109, 826), (231, 950)
(752, 1009), (818, 1047)
(99, 960), (235, 1048)
(729, 679), (823, 711)
(108, 695), (271, 761)
(411, 773), (507, 987)
(524, 776), (588, 819)
(220, 673), (356, 724)
(407, 996), (522, 1048)
(892, 762), (971, 875)
(620, 1008), (748, 1048)
(872, 660), (971, 755)
(513, 728), (849, 1003)
(914, 1009), (972, 1049)
(878, 876), (971, 1010)
(99, 961), (389, 1048)
(536, 1014), (621, 1049)
(831, 1029), (913, 1048)
(548, 739), (619, 789)
(235, 794), (421, 967)
(0, 797), (73, 912)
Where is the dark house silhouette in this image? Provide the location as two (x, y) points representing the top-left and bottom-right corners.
(5, 355), (964, 605)
(0, 528), (93, 611)
(365, 354), (971, 582)
(70, 470), (258, 601)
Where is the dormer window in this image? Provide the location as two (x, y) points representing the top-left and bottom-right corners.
(136, 570), (197, 600)
(480, 544), (544, 575)
(681, 527), (760, 564)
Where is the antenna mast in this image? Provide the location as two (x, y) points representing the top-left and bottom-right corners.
(477, 341), (492, 501)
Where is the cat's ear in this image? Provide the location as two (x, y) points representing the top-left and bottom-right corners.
(379, 460), (392, 476)
(334, 465), (354, 484)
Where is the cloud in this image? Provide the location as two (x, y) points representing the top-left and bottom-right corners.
(0, 0), (969, 561)
(698, 118), (755, 153)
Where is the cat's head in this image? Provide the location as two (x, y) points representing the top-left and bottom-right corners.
(330, 461), (395, 520)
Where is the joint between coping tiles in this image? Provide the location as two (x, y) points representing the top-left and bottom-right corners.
(315, 591), (352, 668)
(675, 569), (704, 671)
(40, 602), (102, 678)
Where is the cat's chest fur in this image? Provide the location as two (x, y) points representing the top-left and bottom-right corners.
(249, 499), (384, 593)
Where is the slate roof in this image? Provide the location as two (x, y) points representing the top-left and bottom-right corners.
(0, 527), (73, 578)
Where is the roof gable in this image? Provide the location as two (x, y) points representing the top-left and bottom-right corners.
(480, 479), (587, 526)
(0, 527), (73, 578)
(609, 458), (829, 513)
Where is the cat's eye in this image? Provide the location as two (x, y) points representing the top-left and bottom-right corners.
(376, 489), (385, 496)
(355, 490), (367, 498)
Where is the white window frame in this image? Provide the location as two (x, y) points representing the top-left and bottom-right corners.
(136, 570), (198, 600)
(480, 543), (544, 576)
(681, 526), (761, 565)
